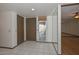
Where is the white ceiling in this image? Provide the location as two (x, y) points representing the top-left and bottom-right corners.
(61, 4), (79, 23)
(0, 3), (58, 17)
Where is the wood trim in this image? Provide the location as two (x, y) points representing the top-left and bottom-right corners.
(17, 15), (24, 45)
(61, 3), (79, 7)
(38, 16), (46, 21)
(62, 32), (79, 37)
(0, 46), (17, 49)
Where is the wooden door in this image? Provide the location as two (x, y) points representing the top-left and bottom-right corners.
(26, 18), (36, 41)
(17, 15), (24, 45)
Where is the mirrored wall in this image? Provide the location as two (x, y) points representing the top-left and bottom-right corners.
(38, 16), (47, 42)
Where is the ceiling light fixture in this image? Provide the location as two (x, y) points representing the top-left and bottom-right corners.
(32, 8), (35, 11)
(74, 12), (79, 19)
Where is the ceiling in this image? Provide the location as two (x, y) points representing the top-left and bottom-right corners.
(0, 3), (58, 17)
(61, 4), (79, 23)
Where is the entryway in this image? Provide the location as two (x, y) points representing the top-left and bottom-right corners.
(0, 41), (57, 55)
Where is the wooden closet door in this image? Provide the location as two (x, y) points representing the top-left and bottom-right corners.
(26, 18), (36, 41)
(17, 15), (24, 45)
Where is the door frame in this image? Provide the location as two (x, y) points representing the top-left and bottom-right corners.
(36, 17), (39, 41)
(57, 4), (61, 54)
(24, 17), (26, 41)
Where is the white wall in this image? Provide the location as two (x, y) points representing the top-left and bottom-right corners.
(49, 4), (61, 54)
(49, 5), (58, 43)
(57, 4), (61, 54)
(46, 16), (53, 42)
(11, 12), (17, 48)
(52, 16), (58, 42)
(62, 20), (79, 36)
(0, 11), (17, 48)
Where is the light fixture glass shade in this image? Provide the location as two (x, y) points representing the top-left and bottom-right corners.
(74, 12), (79, 19)
(74, 15), (79, 19)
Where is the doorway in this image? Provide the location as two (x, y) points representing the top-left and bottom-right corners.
(61, 4), (79, 55)
(37, 16), (47, 42)
(26, 18), (36, 41)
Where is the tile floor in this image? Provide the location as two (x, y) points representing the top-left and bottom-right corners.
(53, 43), (58, 53)
(0, 41), (57, 55)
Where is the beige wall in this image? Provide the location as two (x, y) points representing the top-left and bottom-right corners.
(62, 19), (79, 36)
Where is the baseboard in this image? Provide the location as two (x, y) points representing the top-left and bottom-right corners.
(0, 46), (15, 49)
(0, 41), (27, 49)
(36, 41), (53, 43)
(62, 32), (79, 37)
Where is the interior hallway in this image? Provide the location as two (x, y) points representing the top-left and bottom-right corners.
(62, 32), (79, 55)
(0, 41), (57, 55)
